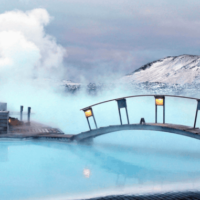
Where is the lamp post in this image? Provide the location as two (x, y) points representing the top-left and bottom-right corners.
(155, 96), (165, 124)
(83, 108), (97, 130)
(116, 98), (129, 125)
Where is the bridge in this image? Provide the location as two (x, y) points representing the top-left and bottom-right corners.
(1, 94), (200, 142)
(71, 95), (200, 141)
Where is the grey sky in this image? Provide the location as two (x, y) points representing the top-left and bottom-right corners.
(1, 0), (200, 82)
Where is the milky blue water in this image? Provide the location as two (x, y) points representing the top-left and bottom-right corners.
(1, 129), (200, 200)
(1, 96), (200, 199)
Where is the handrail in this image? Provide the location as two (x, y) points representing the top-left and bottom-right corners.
(81, 94), (199, 110)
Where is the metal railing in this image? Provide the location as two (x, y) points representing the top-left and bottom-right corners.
(81, 95), (200, 130)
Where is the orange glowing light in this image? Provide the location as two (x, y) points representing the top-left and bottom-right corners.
(156, 98), (163, 106)
(85, 109), (92, 117)
(8, 119), (11, 123)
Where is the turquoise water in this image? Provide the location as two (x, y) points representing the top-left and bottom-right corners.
(1, 130), (200, 200)
(1, 96), (200, 199)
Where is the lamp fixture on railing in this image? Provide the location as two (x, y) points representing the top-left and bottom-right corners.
(155, 96), (165, 124)
(83, 108), (97, 130)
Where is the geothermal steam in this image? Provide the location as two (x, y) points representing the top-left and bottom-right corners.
(0, 9), (66, 82)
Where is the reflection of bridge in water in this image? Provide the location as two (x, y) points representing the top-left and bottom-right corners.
(72, 95), (200, 141)
(33, 142), (200, 185)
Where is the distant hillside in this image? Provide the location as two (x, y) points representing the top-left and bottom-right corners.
(122, 55), (200, 85)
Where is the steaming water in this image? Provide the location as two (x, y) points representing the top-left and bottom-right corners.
(1, 7), (200, 199)
(1, 95), (200, 199)
(1, 131), (200, 200)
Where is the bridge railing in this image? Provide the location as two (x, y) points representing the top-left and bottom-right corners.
(81, 95), (200, 131)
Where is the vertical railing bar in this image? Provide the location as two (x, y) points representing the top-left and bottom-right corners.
(155, 104), (157, 123)
(117, 103), (122, 125)
(119, 109), (122, 125)
(125, 99), (130, 124)
(125, 106), (130, 124)
(86, 117), (91, 130)
(91, 109), (98, 129)
(194, 100), (198, 128)
(163, 97), (165, 124)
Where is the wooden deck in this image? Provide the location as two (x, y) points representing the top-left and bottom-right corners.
(0, 121), (74, 141)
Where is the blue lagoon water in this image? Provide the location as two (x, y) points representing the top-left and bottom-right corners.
(1, 96), (200, 199)
(1, 130), (200, 200)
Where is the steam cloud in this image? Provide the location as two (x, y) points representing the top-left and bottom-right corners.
(0, 8), (73, 131)
(0, 8), (66, 82)
(0, 8), (196, 136)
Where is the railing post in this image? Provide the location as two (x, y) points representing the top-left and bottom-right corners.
(155, 103), (157, 123)
(86, 118), (91, 130)
(155, 96), (165, 124)
(28, 107), (31, 125)
(116, 99), (129, 125)
(194, 100), (199, 128)
(20, 106), (23, 121)
(118, 107), (122, 125)
(125, 106), (130, 124)
(91, 109), (98, 129)
(163, 97), (165, 124)
(83, 108), (97, 130)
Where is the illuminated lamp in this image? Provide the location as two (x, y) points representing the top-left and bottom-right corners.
(155, 98), (164, 106)
(82, 107), (97, 130)
(155, 96), (165, 124)
(84, 109), (93, 118)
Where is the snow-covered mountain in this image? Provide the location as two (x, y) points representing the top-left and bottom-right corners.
(122, 55), (200, 85)
(59, 55), (200, 95)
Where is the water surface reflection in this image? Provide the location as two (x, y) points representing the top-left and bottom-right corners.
(0, 130), (200, 200)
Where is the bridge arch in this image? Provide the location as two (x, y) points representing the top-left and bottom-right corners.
(72, 95), (200, 141)
(72, 124), (200, 141)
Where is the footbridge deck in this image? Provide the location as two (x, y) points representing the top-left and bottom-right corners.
(71, 123), (200, 141)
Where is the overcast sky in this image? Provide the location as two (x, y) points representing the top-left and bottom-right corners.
(1, 0), (200, 82)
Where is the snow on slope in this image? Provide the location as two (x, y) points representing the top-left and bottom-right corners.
(122, 55), (200, 85)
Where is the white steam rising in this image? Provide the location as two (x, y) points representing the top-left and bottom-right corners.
(0, 8), (72, 130)
(1, 9), (200, 200)
(0, 8), (66, 82)
(0, 8), (198, 137)
(0, 8), (133, 133)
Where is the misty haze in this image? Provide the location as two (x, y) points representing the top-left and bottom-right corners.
(0, 1), (200, 200)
